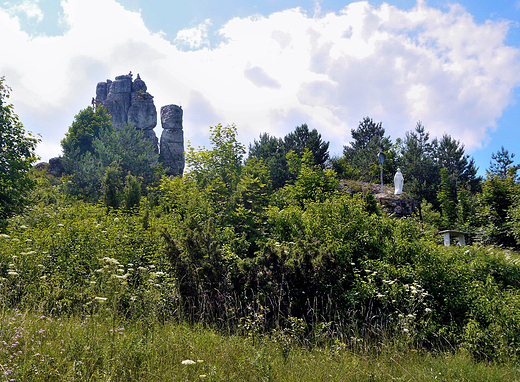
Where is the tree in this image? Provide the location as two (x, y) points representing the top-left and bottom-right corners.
(488, 146), (519, 181)
(248, 133), (289, 189)
(0, 77), (40, 228)
(435, 134), (480, 192)
(398, 122), (439, 205)
(284, 124), (330, 168)
(62, 114), (162, 200)
(123, 172), (141, 211)
(185, 123), (246, 200)
(343, 117), (392, 182)
(101, 162), (123, 210)
(248, 125), (330, 189)
(93, 123), (162, 189)
(61, 106), (112, 158)
(475, 148), (519, 246)
(437, 167), (457, 229)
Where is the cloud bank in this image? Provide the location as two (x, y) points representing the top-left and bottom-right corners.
(1, 0), (519, 161)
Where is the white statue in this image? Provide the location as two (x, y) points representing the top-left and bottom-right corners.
(394, 168), (404, 195)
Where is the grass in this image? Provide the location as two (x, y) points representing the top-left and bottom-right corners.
(0, 310), (518, 381)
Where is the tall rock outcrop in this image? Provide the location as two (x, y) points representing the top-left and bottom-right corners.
(160, 105), (185, 176)
(95, 74), (158, 150)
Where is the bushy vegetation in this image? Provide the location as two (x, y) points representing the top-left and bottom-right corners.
(4, 89), (520, 379)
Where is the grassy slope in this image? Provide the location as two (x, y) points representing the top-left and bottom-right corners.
(0, 310), (518, 382)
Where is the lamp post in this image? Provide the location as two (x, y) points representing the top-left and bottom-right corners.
(377, 146), (386, 194)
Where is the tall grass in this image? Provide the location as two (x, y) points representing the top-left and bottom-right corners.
(0, 310), (518, 381)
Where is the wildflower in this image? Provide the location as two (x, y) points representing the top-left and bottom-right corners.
(7, 272), (18, 276)
(19, 225), (27, 229)
(181, 359), (196, 365)
(114, 217), (120, 222)
(94, 297), (108, 302)
(0, 234), (9, 238)
(425, 308), (432, 313)
(403, 328), (409, 333)
(57, 223), (64, 227)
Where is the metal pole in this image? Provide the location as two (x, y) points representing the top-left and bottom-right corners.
(380, 163), (384, 193)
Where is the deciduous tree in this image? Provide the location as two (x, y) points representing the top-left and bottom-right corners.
(0, 77), (40, 228)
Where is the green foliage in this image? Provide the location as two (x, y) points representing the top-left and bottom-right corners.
(248, 133), (289, 189)
(437, 167), (457, 229)
(186, 123), (245, 192)
(329, 155), (360, 180)
(62, 118), (162, 201)
(123, 172), (141, 211)
(273, 150), (339, 208)
(102, 161), (123, 210)
(283, 123), (329, 168)
(61, 106), (111, 158)
(0, 77), (40, 228)
(398, 121), (439, 205)
(343, 117), (395, 183)
(248, 124), (330, 189)
(6, 118), (520, 367)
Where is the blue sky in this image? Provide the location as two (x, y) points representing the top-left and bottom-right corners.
(2, 0), (520, 176)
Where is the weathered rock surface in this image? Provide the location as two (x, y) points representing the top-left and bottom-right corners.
(95, 73), (158, 144)
(128, 92), (157, 131)
(47, 156), (64, 177)
(160, 104), (183, 130)
(94, 73), (184, 175)
(160, 105), (184, 176)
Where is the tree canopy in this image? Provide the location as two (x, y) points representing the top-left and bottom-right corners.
(0, 77), (40, 228)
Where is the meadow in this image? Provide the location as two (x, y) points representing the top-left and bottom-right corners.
(1, 167), (520, 381)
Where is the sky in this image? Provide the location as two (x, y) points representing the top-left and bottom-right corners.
(2, 0), (520, 176)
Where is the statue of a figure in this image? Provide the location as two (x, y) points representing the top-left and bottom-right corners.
(394, 168), (404, 195)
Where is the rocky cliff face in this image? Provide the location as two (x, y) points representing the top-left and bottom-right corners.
(160, 105), (185, 176)
(95, 74), (158, 151)
(94, 73), (184, 176)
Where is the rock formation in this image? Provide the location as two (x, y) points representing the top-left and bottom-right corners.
(47, 156), (64, 177)
(94, 73), (184, 176)
(160, 105), (185, 176)
(95, 74), (158, 151)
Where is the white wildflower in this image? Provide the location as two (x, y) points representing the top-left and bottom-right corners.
(94, 297), (107, 302)
(0, 234), (9, 238)
(181, 359), (196, 365)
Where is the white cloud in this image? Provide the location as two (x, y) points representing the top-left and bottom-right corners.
(3, 0), (43, 23)
(174, 19), (212, 50)
(0, 0), (518, 162)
